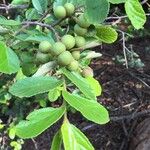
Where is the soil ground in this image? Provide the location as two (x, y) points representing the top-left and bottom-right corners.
(23, 24), (150, 150)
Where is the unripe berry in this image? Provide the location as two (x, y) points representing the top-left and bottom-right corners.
(74, 24), (87, 36)
(54, 6), (66, 19)
(61, 35), (75, 50)
(82, 67), (94, 77)
(75, 36), (86, 47)
(72, 51), (80, 60)
(77, 14), (90, 28)
(39, 41), (51, 53)
(64, 3), (75, 16)
(51, 42), (66, 56)
(57, 51), (73, 66)
(67, 60), (79, 71)
(36, 52), (50, 64)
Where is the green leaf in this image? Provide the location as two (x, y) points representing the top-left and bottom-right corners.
(16, 32), (55, 44)
(25, 8), (41, 20)
(11, 0), (29, 5)
(61, 120), (78, 150)
(0, 16), (21, 26)
(16, 69), (26, 80)
(96, 25), (118, 43)
(24, 34), (54, 43)
(0, 35), (4, 40)
(61, 120), (94, 150)
(62, 91), (110, 124)
(9, 76), (63, 98)
(86, 77), (102, 96)
(32, 0), (48, 13)
(62, 68), (96, 100)
(9, 128), (16, 140)
(108, 0), (126, 4)
(16, 107), (65, 139)
(125, 0), (146, 29)
(71, 124), (94, 150)
(0, 42), (20, 74)
(10, 141), (21, 150)
(51, 130), (62, 150)
(85, 0), (110, 24)
(48, 88), (61, 102)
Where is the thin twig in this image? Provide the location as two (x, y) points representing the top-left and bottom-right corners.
(141, 0), (149, 4)
(0, 4), (29, 10)
(111, 109), (150, 121)
(82, 109), (150, 131)
(38, 5), (53, 22)
(31, 139), (38, 150)
(22, 21), (60, 41)
(52, 17), (68, 27)
(106, 13), (150, 21)
(121, 31), (128, 69)
(129, 72), (150, 88)
(106, 15), (127, 20)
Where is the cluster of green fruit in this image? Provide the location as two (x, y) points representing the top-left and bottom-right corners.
(53, 3), (75, 19)
(36, 2), (93, 75)
(36, 34), (86, 71)
(74, 14), (91, 36)
(53, 3), (91, 37)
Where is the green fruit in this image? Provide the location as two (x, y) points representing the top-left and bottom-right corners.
(48, 53), (54, 60)
(67, 60), (79, 71)
(64, 3), (75, 16)
(74, 24), (87, 36)
(82, 67), (94, 77)
(61, 35), (75, 50)
(54, 6), (66, 19)
(75, 36), (86, 47)
(39, 41), (51, 53)
(57, 51), (73, 66)
(77, 14), (90, 28)
(51, 42), (66, 56)
(36, 52), (50, 64)
(72, 51), (80, 60)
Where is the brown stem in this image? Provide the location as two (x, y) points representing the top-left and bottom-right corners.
(21, 21), (60, 41)
(0, 4), (29, 10)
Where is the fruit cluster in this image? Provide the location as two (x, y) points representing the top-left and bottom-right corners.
(36, 3), (93, 76)
(36, 34), (86, 71)
(54, 3), (75, 19)
(53, 3), (91, 36)
(74, 14), (91, 36)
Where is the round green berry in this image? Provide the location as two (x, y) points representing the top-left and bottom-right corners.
(61, 34), (75, 50)
(64, 3), (75, 16)
(67, 60), (79, 71)
(77, 14), (90, 28)
(39, 41), (51, 53)
(51, 42), (66, 56)
(75, 36), (86, 47)
(57, 51), (73, 66)
(74, 24), (87, 36)
(72, 51), (80, 60)
(54, 6), (66, 19)
(36, 52), (50, 64)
